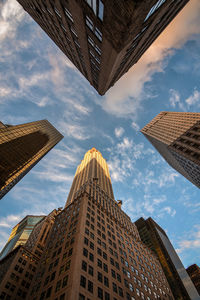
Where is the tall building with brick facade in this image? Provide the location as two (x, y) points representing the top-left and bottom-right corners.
(141, 111), (200, 188)
(0, 120), (63, 199)
(0, 209), (61, 299)
(27, 148), (174, 300)
(16, 0), (189, 95)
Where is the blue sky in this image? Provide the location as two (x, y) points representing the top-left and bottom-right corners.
(0, 0), (200, 268)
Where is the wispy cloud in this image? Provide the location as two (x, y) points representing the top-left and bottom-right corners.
(0, 0), (25, 42)
(101, 0), (200, 117)
(169, 89), (186, 111)
(114, 127), (124, 138)
(186, 89), (200, 106)
(131, 122), (140, 132)
(176, 225), (200, 254)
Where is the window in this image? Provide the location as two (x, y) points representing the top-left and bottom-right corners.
(82, 261), (87, 272)
(117, 273), (121, 282)
(79, 294), (85, 300)
(88, 280), (93, 293)
(62, 275), (68, 287)
(84, 237), (89, 245)
(144, 0), (167, 22)
(80, 275), (86, 288)
(98, 287), (103, 299)
(103, 252), (107, 260)
(86, 16), (93, 30)
(104, 276), (109, 287)
(90, 242), (94, 250)
(98, 272), (103, 282)
(103, 263), (108, 273)
(111, 269), (116, 279)
(105, 292), (110, 300)
(129, 283), (134, 292)
(46, 286), (52, 298)
(83, 248), (88, 257)
(98, 259), (102, 268)
(89, 265), (94, 276)
(89, 253), (94, 262)
(119, 287), (123, 297)
(56, 280), (61, 292)
(112, 282), (117, 293)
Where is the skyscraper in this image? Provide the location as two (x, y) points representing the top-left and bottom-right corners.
(135, 217), (200, 300)
(0, 120), (63, 199)
(16, 0), (189, 95)
(27, 148), (174, 300)
(0, 215), (45, 260)
(0, 209), (61, 299)
(141, 111), (200, 188)
(187, 265), (200, 296)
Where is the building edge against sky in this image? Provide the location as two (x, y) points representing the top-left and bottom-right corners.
(0, 119), (63, 200)
(16, 0), (189, 95)
(135, 217), (200, 300)
(1, 147), (199, 299)
(141, 111), (200, 189)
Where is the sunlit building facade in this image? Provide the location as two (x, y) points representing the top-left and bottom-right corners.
(135, 217), (200, 300)
(27, 148), (174, 300)
(0, 120), (63, 199)
(16, 0), (189, 95)
(141, 111), (200, 188)
(0, 209), (61, 299)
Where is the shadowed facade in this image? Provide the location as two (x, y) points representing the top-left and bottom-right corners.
(0, 120), (63, 199)
(16, 0), (189, 95)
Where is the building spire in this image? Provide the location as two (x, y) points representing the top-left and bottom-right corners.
(66, 148), (114, 205)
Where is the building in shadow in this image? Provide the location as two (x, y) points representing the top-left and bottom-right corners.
(0, 119), (63, 199)
(16, 0), (189, 95)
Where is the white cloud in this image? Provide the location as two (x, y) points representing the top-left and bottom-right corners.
(176, 225), (200, 254)
(186, 89), (200, 106)
(169, 89), (186, 111)
(131, 122), (140, 132)
(0, 0), (25, 42)
(59, 121), (91, 140)
(114, 127), (124, 138)
(101, 0), (200, 117)
(107, 137), (145, 182)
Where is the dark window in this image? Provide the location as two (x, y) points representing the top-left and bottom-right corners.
(89, 253), (94, 262)
(103, 252), (107, 260)
(90, 242), (94, 250)
(97, 259), (102, 268)
(118, 287), (123, 297)
(79, 294), (85, 300)
(80, 275), (86, 288)
(104, 276), (109, 287)
(88, 280), (93, 293)
(103, 263), (108, 272)
(105, 291), (110, 300)
(98, 272), (103, 282)
(84, 237), (89, 245)
(82, 261), (87, 272)
(111, 269), (116, 278)
(112, 282), (117, 293)
(88, 265), (93, 276)
(83, 248), (88, 257)
(62, 275), (68, 287)
(98, 287), (103, 299)
(46, 286), (52, 298)
(117, 273), (121, 282)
